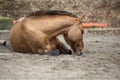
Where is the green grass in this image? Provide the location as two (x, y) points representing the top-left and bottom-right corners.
(91, 25), (97, 28)
(0, 17), (13, 30)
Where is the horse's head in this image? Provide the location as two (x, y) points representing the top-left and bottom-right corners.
(64, 19), (84, 56)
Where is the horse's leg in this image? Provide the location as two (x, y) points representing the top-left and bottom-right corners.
(26, 41), (38, 54)
(25, 30), (60, 56)
(22, 27), (49, 54)
(25, 35), (47, 54)
(49, 37), (72, 55)
(27, 41), (59, 55)
(63, 34), (73, 49)
(56, 40), (72, 55)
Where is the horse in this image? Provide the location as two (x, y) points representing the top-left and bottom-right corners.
(10, 10), (84, 55)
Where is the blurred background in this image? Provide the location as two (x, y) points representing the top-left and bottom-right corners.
(0, 0), (120, 29)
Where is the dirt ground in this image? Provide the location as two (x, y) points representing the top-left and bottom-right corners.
(0, 32), (120, 80)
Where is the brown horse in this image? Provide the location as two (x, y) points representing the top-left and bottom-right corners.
(10, 10), (84, 55)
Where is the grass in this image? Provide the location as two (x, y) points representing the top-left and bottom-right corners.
(0, 17), (13, 30)
(91, 25), (97, 28)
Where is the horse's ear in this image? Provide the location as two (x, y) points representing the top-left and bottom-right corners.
(78, 16), (84, 33)
(77, 15), (83, 23)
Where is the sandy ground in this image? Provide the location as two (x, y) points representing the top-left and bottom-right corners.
(0, 32), (120, 80)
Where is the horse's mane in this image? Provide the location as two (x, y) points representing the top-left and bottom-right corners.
(26, 10), (78, 18)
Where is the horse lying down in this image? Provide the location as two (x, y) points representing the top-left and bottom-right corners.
(10, 10), (84, 56)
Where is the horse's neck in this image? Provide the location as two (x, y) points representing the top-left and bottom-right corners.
(48, 23), (81, 38)
(47, 17), (77, 36)
(26, 15), (78, 38)
(49, 27), (70, 38)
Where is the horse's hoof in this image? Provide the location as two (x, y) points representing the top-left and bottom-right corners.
(48, 49), (60, 56)
(59, 49), (72, 55)
(67, 50), (72, 55)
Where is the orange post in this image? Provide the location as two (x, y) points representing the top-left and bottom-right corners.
(82, 23), (107, 28)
